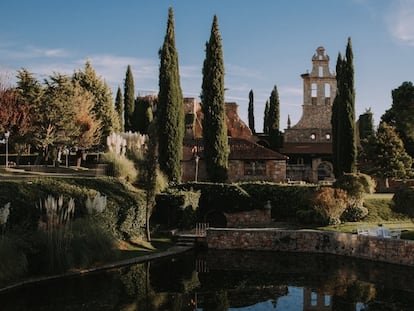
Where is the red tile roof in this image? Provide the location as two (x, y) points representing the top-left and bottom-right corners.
(183, 138), (287, 161)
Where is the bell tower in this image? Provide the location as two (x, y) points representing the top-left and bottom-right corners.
(281, 46), (336, 183)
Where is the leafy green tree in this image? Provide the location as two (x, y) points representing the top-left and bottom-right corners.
(331, 37), (357, 177)
(365, 121), (412, 189)
(201, 15), (229, 182)
(123, 65), (135, 132)
(248, 89), (255, 134)
(382, 81), (414, 157)
(263, 100), (269, 134)
(73, 61), (120, 146)
(0, 83), (31, 158)
(157, 7), (184, 183)
(268, 85), (280, 148)
(134, 96), (154, 134)
(114, 86), (124, 130)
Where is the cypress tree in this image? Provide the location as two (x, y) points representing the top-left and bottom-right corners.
(114, 86), (124, 131)
(248, 89), (255, 134)
(268, 85), (280, 149)
(201, 15), (229, 182)
(134, 96), (154, 134)
(342, 37), (357, 174)
(358, 109), (374, 141)
(157, 7), (184, 182)
(263, 100), (269, 134)
(124, 65), (135, 132)
(331, 37), (357, 177)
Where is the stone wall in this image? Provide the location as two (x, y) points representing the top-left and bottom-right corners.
(206, 228), (414, 266)
(224, 209), (272, 227)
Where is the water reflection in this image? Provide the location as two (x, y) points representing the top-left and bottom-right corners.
(1, 250), (414, 310)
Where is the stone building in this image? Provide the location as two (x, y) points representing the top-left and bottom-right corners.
(280, 47), (336, 183)
(182, 98), (287, 182)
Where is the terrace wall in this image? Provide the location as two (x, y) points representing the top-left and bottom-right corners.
(206, 228), (414, 266)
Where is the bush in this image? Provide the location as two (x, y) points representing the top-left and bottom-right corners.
(0, 235), (28, 285)
(239, 182), (318, 221)
(101, 152), (138, 183)
(306, 187), (348, 225)
(174, 182), (255, 214)
(341, 205), (369, 222)
(153, 190), (201, 229)
(70, 218), (117, 268)
(334, 173), (375, 202)
(334, 173), (375, 222)
(392, 186), (414, 217)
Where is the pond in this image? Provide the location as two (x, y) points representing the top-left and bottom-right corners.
(1, 249), (414, 310)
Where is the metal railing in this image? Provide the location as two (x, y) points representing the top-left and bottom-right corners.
(195, 223), (209, 236)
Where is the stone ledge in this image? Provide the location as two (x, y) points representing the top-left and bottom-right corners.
(206, 228), (414, 266)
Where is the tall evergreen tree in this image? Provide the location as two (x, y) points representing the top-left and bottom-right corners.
(268, 85), (280, 149)
(331, 37), (357, 177)
(263, 100), (269, 134)
(124, 65), (135, 132)
(73, 61), (120, 146)
(382, 81), (414, 157)
(114, 86), (124, 130)
(358, 108), (374, 141)
(248, 89), (255, 134)
(134, 96), (154, 134)
(157, 7), (184, 182)
(201, 15), (229, 182)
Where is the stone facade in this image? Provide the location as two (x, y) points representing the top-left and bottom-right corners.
(207, 228), (414, 266)
(182, 138), (287, 182)
(281, 47), (336, 183)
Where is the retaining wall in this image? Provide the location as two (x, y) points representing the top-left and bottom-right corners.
(206, 228), (414, 266)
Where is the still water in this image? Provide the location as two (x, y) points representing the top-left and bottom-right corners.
(1, 249), (414, 310)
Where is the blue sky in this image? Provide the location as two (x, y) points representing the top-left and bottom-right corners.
(1, 0), (413, 131)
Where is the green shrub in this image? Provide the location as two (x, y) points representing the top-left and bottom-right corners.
(101, 152), (138, 183)
(0, 235), (28, 285)
(0, 178), (147, 241)
(70, 218), (117, 268)
(174, 182), (255, 214)
(239, 182), (318, 221)
(153, 190), (200, 229)
(392, 186), (414, 217)
(341, 205), (369, 222)
(334, 173), (375, 202)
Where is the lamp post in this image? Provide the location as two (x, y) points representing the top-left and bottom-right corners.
(4, 131), (10, 168)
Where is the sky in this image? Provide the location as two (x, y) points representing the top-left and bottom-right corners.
(1, 0), (413, 132)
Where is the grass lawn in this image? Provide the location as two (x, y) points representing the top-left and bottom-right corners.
(319, 193), (414, 239)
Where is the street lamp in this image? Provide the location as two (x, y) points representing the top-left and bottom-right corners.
(4, 131), (10, 168)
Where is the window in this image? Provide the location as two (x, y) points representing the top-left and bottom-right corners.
(244, 161), (266, 176)
(319, 66), (323, 77)
(311, 83), (317, 98)
(325, 133), (331, 140)
(310, 133), (316, 140)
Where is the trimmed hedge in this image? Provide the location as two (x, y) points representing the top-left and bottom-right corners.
(168, 182), (317, 222)
(172, 182), (256, 214)
(238, 182), (318, 221)
(153, 189), (201, 229)
(0, 177), (146, 240)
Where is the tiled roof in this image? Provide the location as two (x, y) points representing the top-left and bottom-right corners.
(183, 138), (287, 161)
(280, 142), (332, 154)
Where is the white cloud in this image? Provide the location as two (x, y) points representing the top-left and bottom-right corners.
(387, 0), (414, 46)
